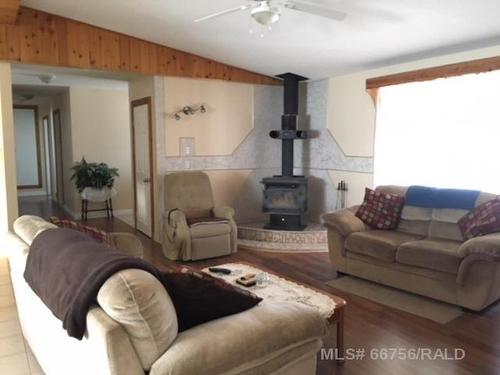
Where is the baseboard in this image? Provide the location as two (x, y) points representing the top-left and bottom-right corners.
(114, 209), (134, 226)
(113, 209), (133, 216)
(62, 205), (78, 220)
(18, 191), (48, 197)
(61, 206), (134, 222)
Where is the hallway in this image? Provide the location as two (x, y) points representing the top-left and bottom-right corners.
(17, 196), (70, 220)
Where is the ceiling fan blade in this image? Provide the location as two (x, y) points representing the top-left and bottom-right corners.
(282, 1), (347, 21)
(194, 5), (251, 23)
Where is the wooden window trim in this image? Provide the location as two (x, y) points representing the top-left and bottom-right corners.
(366, 56), (500, 90)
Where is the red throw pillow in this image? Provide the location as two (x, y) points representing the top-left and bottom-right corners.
(50, 217), (112, 247)
(355, 188), (405, 230)
(160, 266), (262, 331)
(458, 197), (500, 239)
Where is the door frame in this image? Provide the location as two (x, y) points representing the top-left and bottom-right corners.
(52, 109), (65, 204)
(130, 97), (155, 238)
(42, 115), (52, 196)
(14, 105), (43, 189)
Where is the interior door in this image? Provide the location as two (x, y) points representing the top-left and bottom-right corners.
(52, 110), (64, 204)
(14, 106), (42, 189)
(131, 97), (154, 238)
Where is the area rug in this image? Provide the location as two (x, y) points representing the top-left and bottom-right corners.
(326, 276), (463, 324)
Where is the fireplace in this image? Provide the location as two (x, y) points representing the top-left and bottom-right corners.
(262, 176), (307, 230)
(261, 73), (308, 231)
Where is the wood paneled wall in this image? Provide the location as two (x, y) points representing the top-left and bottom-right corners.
(0, 7), (281, 85)
(0, 0), (19, 24)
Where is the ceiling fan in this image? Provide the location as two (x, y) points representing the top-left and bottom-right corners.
(194, 0), (347, 26)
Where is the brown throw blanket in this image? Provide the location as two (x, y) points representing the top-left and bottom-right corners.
(24, 228), (160, 340)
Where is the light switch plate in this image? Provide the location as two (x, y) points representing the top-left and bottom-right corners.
(180, 137), (195, 157)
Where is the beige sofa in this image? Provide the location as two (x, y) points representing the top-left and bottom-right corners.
(322, 186), (500, 311)
(6, 215), (327, 375)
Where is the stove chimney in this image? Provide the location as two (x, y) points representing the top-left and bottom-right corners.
(261, 72), (309, 231)
(270, 73), (308, 176)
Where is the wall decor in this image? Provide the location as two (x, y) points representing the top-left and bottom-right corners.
(172, 104), (206, 120)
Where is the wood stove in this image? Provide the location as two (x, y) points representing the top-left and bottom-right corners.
(261, 73), (308, 231)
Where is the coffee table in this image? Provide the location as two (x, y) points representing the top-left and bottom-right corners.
(203, 262), (346, 362)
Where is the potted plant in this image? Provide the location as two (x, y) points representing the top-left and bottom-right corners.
(71, 157), (119, 202)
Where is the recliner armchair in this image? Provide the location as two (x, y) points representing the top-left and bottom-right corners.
(162, 171), (237, 261)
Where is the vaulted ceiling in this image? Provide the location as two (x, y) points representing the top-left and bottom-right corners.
(22, 0), (500, 79)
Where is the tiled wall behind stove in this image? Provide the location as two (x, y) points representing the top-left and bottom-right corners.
(154, 77), (374, 233)
(295, 79), (373, 222)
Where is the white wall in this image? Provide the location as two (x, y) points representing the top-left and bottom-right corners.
(129, 76), (155, 102)
(67, 86), (132, 216)
(164, 77), (254, 157)
(0, 62), (18, 231)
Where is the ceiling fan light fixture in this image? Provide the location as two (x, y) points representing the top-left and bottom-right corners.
(251, 2), (280, 26)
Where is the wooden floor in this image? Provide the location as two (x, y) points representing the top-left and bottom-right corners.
(17, 196), (500, 375)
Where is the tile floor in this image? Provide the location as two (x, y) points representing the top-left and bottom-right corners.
(0, 256), (44, 375)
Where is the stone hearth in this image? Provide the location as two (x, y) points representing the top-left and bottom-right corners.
(237, 222), (327, 253)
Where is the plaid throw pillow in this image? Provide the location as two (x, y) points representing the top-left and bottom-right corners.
(355, 188), (405, 230)
(49, 217), (112, 247)
(458, 197), (500, 239)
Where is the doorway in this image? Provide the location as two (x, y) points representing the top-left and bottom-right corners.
(131, 97), (154, 238)
(13, 105), (42, 190)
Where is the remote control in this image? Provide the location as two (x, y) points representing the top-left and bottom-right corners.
(208, 267), (231, 275)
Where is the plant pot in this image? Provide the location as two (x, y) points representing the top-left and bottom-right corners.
(81, 187), (117, 202)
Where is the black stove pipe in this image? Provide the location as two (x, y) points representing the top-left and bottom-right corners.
(272, 73), (308, 177)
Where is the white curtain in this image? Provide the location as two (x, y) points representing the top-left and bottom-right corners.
(374, 70), (500, 194)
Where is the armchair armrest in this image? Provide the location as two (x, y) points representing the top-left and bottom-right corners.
(458, 232), (500, 260)
(321, 207), (367, 237)
(212, 206), (237, 253)
(108, 232), (144, 259)
(212, 206), (235, 220)
(162, 209), (191, 260)
(456, 233), (500, 285)
(164, 208), (188, 227)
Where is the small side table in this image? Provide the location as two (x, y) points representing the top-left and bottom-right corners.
(80, 187), (117, 221)
(81, 198), (113, 221)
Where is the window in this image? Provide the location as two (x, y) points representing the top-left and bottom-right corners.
(374, 70), (500, 194)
